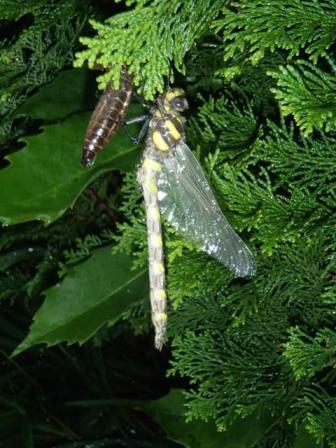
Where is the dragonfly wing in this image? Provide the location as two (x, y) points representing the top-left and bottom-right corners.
(157, 141), (256, 277)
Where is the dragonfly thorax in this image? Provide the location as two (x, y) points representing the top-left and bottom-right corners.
(148, 88), (188, 152)
(150, 113), (185, 152)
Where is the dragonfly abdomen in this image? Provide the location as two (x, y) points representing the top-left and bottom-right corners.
(81, 67), (133, 167)
(136, 88), (189, 350)
(137, 156), (167, 350)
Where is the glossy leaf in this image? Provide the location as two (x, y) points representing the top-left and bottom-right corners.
(13, 248), (148, 355)
(19, 68), (93, 120)
(0, 112), (141, 226)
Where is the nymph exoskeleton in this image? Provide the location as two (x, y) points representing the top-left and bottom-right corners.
(81, 66), (134, 167)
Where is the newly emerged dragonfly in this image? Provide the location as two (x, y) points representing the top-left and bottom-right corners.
(81, 66), (133, 167)
(137, 88), (256, 350)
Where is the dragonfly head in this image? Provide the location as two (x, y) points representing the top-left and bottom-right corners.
(162, 88), (189, 113)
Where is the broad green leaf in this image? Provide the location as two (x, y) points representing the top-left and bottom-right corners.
(146, 391), (320, 448)
(145, 390), (272, 448)
(0, 111), (141, 226)
(19, 68), (94, 120)
(13, 248), (148, 355)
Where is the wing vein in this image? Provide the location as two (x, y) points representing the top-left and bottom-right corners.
(157, 142), (256, 277)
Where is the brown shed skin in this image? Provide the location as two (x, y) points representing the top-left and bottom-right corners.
(81, 66), (133, 167)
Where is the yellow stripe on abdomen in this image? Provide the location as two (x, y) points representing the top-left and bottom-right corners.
(144, 179), (158, 193)
(152, 261), (164, 275)
(149, 205), (160, 220)
(165, 120), (181, 140)
(150, 233), (163, 248)
(143, 158), (161, 171)
(137, 154), (167, 350)
(152, 130), (169, 151)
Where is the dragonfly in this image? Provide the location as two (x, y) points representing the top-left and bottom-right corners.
(137, 88), (256, 350)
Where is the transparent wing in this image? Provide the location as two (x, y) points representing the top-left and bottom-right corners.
(157, 141), (256, 277)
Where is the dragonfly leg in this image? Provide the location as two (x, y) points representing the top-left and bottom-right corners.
(124, 115), (148, 125)
(123, 115), (150, 144)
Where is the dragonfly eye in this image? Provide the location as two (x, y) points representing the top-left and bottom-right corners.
(170, 96), (188, 112)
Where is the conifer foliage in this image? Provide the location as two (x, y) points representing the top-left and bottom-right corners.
(0, 0), (336, 446)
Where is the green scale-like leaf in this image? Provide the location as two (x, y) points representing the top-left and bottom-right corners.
(13, 248), (148, 355)
(74, 0), (224, 99)
(217, 0), (336, 65)
(269, 60), (336, 134)
(143, 390), (318, 447)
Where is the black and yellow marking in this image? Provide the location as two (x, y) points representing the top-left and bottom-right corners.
(138, 87), (188, 350)
(150, 115), (184, 152)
